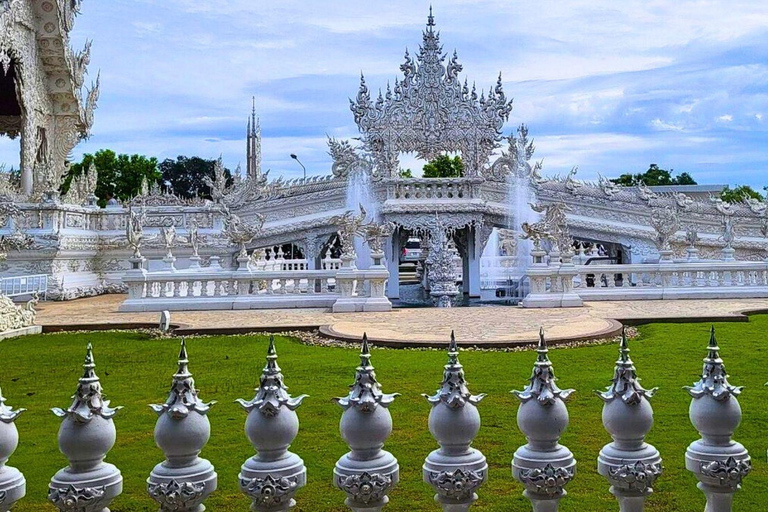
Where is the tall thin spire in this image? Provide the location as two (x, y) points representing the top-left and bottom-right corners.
(427, 5), (435, 27)
(246, 96), (261, 179)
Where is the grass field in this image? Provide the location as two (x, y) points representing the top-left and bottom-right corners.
(2, 317), (768, 511)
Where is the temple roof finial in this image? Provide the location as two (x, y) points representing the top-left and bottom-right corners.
(427, 5), (435, 27)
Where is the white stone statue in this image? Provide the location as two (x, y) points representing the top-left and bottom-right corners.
(0, 292), (38, 333)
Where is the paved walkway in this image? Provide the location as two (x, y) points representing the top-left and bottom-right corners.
(34, 295), (768, 346)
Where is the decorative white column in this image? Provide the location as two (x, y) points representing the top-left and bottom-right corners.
(512, 328), (576, 512)
(148, 340), (217, 511)
(334, 335), (399, 511)
(0, 386), (25, 512)
(49, 344), (123, 512)
(423, 332), (487, 511)
(237, 337), (308, 511)
(597, 329), (662, 512)
(685, 327), (750, 512)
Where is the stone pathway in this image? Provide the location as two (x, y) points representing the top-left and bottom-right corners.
(34, 295), (768, 346)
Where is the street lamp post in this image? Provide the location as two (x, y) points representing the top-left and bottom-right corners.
(290, 154), (306, 180)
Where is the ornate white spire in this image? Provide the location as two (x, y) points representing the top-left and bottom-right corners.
(246, 97), (261, 179)
(512, 328), (575, 406)
(350, 8), (513, 178)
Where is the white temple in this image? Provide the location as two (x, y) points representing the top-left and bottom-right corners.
(2, 5), (768, 310)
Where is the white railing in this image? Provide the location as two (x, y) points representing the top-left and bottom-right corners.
(119, 263), (390, 313)
(248, 256), (343, 272)
(523, 259), (768, 307)
(0, 274), (48, 299)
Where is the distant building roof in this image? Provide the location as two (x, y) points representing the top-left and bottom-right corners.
(647, 184), (726, 194)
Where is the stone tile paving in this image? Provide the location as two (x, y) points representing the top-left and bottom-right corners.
(34, 295), (768, 344)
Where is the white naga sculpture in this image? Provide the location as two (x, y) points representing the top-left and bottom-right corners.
(0, 293), (37, 333)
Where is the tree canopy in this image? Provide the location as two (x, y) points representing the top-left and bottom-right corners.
(422, 155), (464, 178)
(720, 184), (763, 204)
(159, 156), (232, 199)
(611, 164), (696, 187)
(61, 150), (160, 206)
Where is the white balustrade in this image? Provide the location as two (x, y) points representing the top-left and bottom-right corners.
(524, 259), (768, 307)
(3, 329), (768, 511)
(120, 260), (390, 312)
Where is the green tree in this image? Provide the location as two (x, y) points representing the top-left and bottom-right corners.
(422, 155), (464, 178)
(62, 150), (160, 206)
(398, 168), (413, 178)
(610, 164), (697, 186)
(720, 184), (763, 204)
(159, 156), (232, 199)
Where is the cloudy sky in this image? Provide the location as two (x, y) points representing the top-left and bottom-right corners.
(4, 0), (768, 186)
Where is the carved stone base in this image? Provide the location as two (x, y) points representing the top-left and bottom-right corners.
(334, 451), (399, 512)
(0, 325), (41, 341)
(0, 465), (25, 512)
(239, 452), (306, 512)
(49, 462), (123, 512)
(147, 457), (217, 512)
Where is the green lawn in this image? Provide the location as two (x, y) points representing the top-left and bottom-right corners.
(2, 317), (768, 511)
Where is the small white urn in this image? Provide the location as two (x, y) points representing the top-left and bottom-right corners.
(147, 340), (217, 511)
(334, 335), (399, 512)
(423, 332), (487, 511)
(49, 344), (123, 512)
(512, 329), (576, 512)
(685, 327), (750, 512)
(0, 387), (25, 512)
(237, 337), (308, 511)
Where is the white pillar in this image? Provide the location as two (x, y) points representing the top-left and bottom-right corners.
(467, 227), (481, 298)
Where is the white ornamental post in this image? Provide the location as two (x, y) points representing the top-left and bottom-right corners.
(423, 332), (487, 511)
(147, 340), (217, 511)
(512, 329), (576, 512)
(49, 344), (123, 512)
(597, 329), (662, 512)
(334, 334), (399, 511)
(0, 386), (25, 512)
(237, 337), (308, 511)
(685, 327), (750, 512)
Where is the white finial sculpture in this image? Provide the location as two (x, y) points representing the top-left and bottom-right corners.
(148, 340), (217, 511)
(334, 334), (399, 511)
(512, 328), (576, 512)
(423, 331), (487, 511)
(0, 386), (25, 512)
(597, 328), (662, 512)
(685, 327), (750, 512)
(49, 344), (123, 512)
(237, 336), (308, 511)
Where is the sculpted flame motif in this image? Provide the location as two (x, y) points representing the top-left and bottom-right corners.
(699, 457), (751, 489)
(48, 484), (106, 512)
(336, 472), (393, 505)
(147, 480), (206, 511)
(517, 464), (574, 497)
(428, 468), (484, 501)
(350, 9), (512, 178)
(240, 475), (299, 507)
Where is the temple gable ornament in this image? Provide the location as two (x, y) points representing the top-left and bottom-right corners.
(350, 8), (513, 179)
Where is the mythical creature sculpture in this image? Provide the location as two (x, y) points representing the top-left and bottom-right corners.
(186, 219), (201, 257)
(126, 207), (147, 258)
(363, 221), (394, 254)
(744, 197), (767, 215)
(721, 215), (736, 249)
(0, 203), (33, 260)
(328, 137), (372, 180)
(221, 207), (264, 258)
(329, 205), (368, 258)
(0, 292), (38, 333)
(520, 222), (554, 251)
(564, 166), (581, 194)
(650, 207), (679, 251)
(498, 228), (518, 256)
(161, 225), (176, 259)
(487, 124), (545, 185)
(673, 192), (694, 210)
(710, 195), (735, 216)
(531, 202), (572, 254)
(637, 181), (658, 203)
(598, 174), (620, 198)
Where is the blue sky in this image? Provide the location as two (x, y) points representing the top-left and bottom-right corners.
(4, 0), (768, 186)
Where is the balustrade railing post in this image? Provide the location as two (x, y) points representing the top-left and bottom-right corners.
(0, 386), (25, 512)
(423, 332), (487, 511)
(597, 329), (662, 512)
(685, 327), (750, 512)
(512, 329), (576, 512)
(147, 340), (217, 511)
(334, 335), (399, 511)
(237, 337), (307, 511)
(49, 344), (123, 512)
